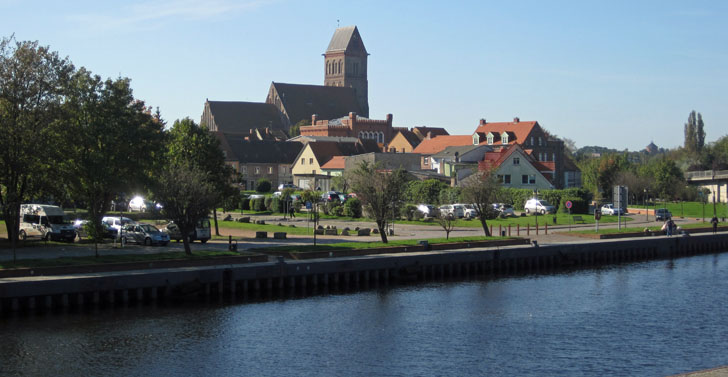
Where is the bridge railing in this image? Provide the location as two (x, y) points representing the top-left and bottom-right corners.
(685, 170), (728, 180)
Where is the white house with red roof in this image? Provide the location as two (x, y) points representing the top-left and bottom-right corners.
(471, 118), (580, 188)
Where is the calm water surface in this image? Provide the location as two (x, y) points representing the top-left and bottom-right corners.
(1, 253), (727, 376)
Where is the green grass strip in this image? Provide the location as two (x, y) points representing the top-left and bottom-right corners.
(251, 235), (509, 253)
(0, 250), (246, 270)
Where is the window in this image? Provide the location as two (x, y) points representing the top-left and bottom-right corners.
(312, 170), (316, 175)
(255, 167), (260, 174)
(499, 174), (511, 184)
(552, 153), (556, 162)
(242, 166), (247, 174)
(309, 158), (313, 164)
(538, 137), (542, 146)
(521, 174), (536, 184)
(268, 167), (273, 174)
(487, 134), (494, 145)
(424, 157), (429, 165)
(530, 136), (534, 145)
(301, 158), (305, 165)
(513, 157), (520, 165)
(472, 134), (479, 145)
(501, 133), (509, 144)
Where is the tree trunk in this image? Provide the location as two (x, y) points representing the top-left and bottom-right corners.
(376, 219), (388, 243)
(479, 217), (491, 237)
(182, 235), (192, 255)
(213, 208), (220, 236)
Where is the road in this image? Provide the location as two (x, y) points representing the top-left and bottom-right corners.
(0, 212), (713, 262)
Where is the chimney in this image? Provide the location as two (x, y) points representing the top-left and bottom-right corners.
(513, 117), (520, 123)
(386, 113), (393, 124)
(427, 131), (432, 140)
(479, 118), (486, 126)
(311, 114), (317, 124)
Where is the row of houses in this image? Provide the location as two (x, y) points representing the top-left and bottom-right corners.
(212, 113), (581, 192)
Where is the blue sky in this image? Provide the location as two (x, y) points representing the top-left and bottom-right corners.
(2, 0), (726, 151)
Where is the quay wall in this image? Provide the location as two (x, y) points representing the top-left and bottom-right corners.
(2, 233), (728, 313)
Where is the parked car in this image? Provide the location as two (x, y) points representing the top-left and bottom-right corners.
(321, 191), (342, 202)
(458, 204), (479, 219)
(493, 203), (516, 217)
(161, 219), (211, 243)
(102, 216), (136, 234)
(277, 183), (299, 190)
(524, 198), (556, 215)
(600, 204), (625, 216)
(19, 204), (76, 242)
(128, 196), (162, 212)
(121, 223), (170, 246)
(439, 204), (464, 219)
(248, 194), (265, 199)
(73, 219), (118, 240)
(417, 204), (436, 217)
(655, 208), (672, 221)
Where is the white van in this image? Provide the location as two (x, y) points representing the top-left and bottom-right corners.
(19, 204), (76, 242)
(101, 216), (136, 234)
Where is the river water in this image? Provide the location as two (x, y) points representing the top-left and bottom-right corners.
(1, 253), (727, 377)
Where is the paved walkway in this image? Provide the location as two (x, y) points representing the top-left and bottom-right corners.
(0, 213), (718, 262)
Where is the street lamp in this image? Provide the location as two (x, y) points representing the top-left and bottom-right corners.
(644, 189), (649, 222)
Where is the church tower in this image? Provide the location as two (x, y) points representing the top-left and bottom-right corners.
(324, 25), (369, 117)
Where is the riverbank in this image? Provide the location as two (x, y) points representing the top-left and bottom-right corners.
(2, 231), (727, 314)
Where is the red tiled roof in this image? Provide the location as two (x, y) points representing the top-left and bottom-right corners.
(473, 120), (539, 145)
(413, 126), (450, 140)
(412, 135), (473, 155)
(321, 155), (346, 170)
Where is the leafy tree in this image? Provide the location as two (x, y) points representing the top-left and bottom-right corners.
(156, 163), (218, 255)
(438, 187), (461, 205)
(343, 197), (362, 218)
(0, 36), (74, 261)
(64, 69), (165, 256)
(165, 118), (232, 236)
(460, 170), (502, 237)
(406, 179), (449, 204)
(289, 119), (310, 137)
(256, 178), (272, 193)
(349, 162), (409, 243)
(434, 209), (456, 239)
(684, 110), (705, 154)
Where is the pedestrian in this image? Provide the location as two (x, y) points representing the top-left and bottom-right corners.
(289, 205), (296, 218)
(665, 219), (673, 237)
(711, 215), (719, 234)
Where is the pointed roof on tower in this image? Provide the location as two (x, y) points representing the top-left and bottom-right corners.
(326, 25), (368, 54)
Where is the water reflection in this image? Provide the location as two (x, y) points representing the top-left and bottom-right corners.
(1, 253), (727, 377)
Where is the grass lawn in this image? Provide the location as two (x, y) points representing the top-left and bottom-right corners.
(0, 250), (244, 270)
(654, 201), (728, 219)
(250, 235), (507, 253)
(565, 221), (717, 235)
(395, 213), (632, 228)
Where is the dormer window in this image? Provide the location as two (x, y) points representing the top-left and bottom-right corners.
(472, 134), (479, 145)
(487, 132), (494, 145)
(501, 132), (509, 144)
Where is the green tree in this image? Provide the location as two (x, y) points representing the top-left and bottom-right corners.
(156, 163), (218, 255)
(460, 170), (502, 237)
(349, 162), (409, 243)
(64, 69), (165, 256)
(256, 178), (272, 193)
(165, 118), (233, 236)
(684, 110), (705, 154)
(289, 119), (310, 137)
(0, 36), (74, 261)
(406, 179), (449, 204)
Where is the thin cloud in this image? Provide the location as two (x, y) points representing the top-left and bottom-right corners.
(68, 0), (274, 32)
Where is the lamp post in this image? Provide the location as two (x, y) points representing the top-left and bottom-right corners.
(644, 189), (649, 222)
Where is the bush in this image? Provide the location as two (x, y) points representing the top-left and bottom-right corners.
(323, 201), (342, 216)
(241, 197), (250, 211)
(400, 204), (418, 221)
(438, 187), (461, 204)
(343, 198), (362, 218)
(264, 196), (273, 211)
(271, 197), (282, 213)
(222, 194), (239, 212)
(256, 178), (272, 193)
(558, 196), (589, 214)
(255, 197), (267, 211)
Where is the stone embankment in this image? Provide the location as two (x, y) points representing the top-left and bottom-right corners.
(1, 233), (727, 314)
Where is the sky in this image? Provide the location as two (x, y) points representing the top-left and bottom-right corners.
(2, 0), (727, 151)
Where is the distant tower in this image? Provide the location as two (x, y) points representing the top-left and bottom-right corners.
(324, 25), (369, 117)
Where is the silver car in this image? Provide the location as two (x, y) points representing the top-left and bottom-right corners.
(121, 223), (170, 246)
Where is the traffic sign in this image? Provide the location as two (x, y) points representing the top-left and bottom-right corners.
(565, 200), (573, 209)
(305, 201), (312, 210)
(594, 209), (602, 220)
